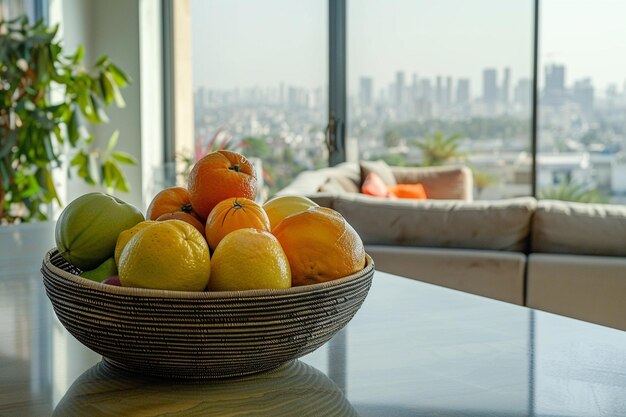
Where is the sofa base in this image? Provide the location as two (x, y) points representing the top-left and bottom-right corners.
(365, 245), (526, 305)
(527, 253), (626, 331)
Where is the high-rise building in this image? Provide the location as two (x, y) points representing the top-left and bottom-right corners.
(544, 64), (566, 106)
(359, 77), (373, 108)
(514, 78), (532, 108)
(420, 79), (433, 102)
(456, 79), (470, 104)
(445, 76), (453, 107)
(436, 76), (443, 106)
(395, 71), (405, 106)
(572, 78), (594, 116)
(501, 67), (511, 104)
(483, 68), (498, 104)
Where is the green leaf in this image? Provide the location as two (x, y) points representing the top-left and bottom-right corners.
(108, 63), (131, 87)
(95, 55), (109, 67)
(100, 71), (114, 106)
(0, 129), (18, 158)
(72, 44), (84, 64)
(67, 110), (79, 146)
(105, 130), (119, 153)
(90, 93), (109, 123)
(111, 151), (136, 165)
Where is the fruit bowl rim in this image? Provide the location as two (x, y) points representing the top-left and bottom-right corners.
(43, 248), (375, 300)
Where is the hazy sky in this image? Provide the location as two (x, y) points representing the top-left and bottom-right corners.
(191, 0), (626, 96)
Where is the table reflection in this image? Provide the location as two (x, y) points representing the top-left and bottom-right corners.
(53, 360), (357, 417)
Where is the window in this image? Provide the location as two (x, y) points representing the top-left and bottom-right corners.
(347, 0), (534, 200)
(190, 0), (328, 200)
(538, 0), (626, 204)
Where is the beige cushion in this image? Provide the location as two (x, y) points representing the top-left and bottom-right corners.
(366, 245), (526, 305)
(318, 175), (359, 194)
(391, 165), (473, 201)
(334, 195), (535, 251)
(527, 253), (626, 331)
(359, 160), (397, 187)
(532, 200), (626, 256)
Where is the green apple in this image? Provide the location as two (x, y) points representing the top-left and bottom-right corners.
(80, 257), (118, 282)
(56, 192), (144, 270)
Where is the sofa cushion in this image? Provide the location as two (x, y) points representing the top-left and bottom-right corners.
(388, 183), (427, 199)
(360, 160), (397, 187)
(367, 245), (526, 305)
(391, 165), (473, 200)
(318, 175), (359, 194)
(361, 172), (391, 197)
(532, 200), (626, 256)
(333, 195), (536, 251)
(527, 253), (626, 331)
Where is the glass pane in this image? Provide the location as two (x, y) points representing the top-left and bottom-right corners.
(190, 0), (328, 201)
(0, 0), (35, 21)
(538, 0), (626, 204)
(348, 0), (533, 200)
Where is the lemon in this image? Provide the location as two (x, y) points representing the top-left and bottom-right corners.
(263, 195), (318, 230)
(209, 228), (291, 291)
(118, 220), (211, 291)
(114, 220), (157, 266)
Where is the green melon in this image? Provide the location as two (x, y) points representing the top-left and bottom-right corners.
(55, 192), (144, 270)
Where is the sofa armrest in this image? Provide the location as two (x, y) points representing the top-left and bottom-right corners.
(390, 165), (473, 201)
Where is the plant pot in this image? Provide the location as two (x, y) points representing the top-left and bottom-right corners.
(0, 221), (56, 273)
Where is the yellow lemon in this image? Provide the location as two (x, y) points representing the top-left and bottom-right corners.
(114, 220), (157, 266)
(263, 195), (318, 230)
(118, 220), (211, 291)
(209, 228), (291, 291)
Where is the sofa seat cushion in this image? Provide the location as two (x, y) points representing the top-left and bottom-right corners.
(532, 200), (626, 256)
(334, 195), (536, 251)
(527, 253), (626, 331)
(366, 245), (526, 305)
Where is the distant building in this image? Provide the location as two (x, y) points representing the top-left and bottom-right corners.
(395, 71), (405, 106)
(483, 68), (498, 104)
(445, 76), (453, 107)
(572, 78), (594, 116)
(544, 64), (566, 106)
(436, 76), (443, 106)
(456, 79), (470, 104)
(501, 67), (511, 104)
(514, 78), (532, 108)
(359, 77), (373, 108)
(420, 79), (433, 102)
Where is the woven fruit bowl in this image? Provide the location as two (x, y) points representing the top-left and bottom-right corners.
(41, 248), (374, 379)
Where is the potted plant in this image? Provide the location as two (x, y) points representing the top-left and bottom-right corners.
(0, 16), (134, 263)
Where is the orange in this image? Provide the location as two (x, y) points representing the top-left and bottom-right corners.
(209, 228), (290, 291)
(114, 220), (157, 266)
(272, 207), (366, 286)
(156, 212), (205, 237)
(146, 187), (200, 221)
(187, 150), (257, 221)
(205, 197), (270, 251)
(118, 220), (211, 291)
(263, 195), (318, 230)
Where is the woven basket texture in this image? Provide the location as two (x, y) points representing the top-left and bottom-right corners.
(42, 249), (374, 379)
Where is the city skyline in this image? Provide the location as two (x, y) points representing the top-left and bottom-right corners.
(191, 0), (626, 95)
(194, 63), (626, 107)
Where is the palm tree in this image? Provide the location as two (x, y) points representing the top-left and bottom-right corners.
(538, 181), (608, 204)
(415, 131), (465, 166)
(472, 169), (498, 199)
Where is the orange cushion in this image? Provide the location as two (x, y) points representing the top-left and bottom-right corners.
(361, 172), (390, 197)
(388, 183), (428, 200)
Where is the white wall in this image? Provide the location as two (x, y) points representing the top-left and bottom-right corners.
(49, 0), (163, 213)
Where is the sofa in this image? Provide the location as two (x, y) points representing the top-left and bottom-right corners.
(277, 162), (626, 331)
